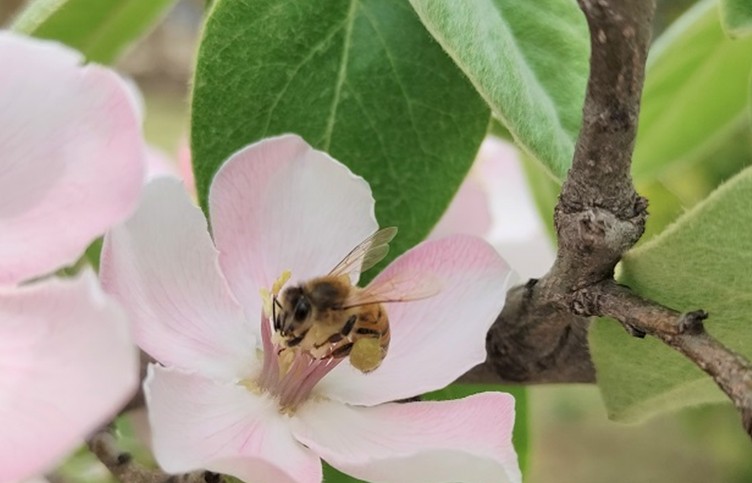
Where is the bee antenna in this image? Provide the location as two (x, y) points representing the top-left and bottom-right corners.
(272, 295), (280, 331)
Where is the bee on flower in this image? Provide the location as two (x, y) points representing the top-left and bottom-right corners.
(102, 134), (521, 483)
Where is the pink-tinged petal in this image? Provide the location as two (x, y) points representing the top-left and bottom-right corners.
(177, 139), (196, 197)
(429, 175), (492, 239)
(145, 365), (321, 483)
(479, 137), (555, 280)
(0, 32), (144, 285)
(100, 179), (255, 380)
(493, 238), (555, 282)
(209, 134), (378, 310)
(319, 236), (514, 406)
(291, 393), (520, 483)
(0, 272), (138, 482)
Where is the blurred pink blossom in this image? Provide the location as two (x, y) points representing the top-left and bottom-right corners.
(102, 134), (521, 483)
(431, 136), (555, 280)
(0, 32), (141, 481)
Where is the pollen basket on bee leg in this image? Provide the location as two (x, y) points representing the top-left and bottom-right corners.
(349, 338), (384, 373)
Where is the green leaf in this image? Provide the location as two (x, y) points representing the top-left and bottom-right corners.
(635, 180), (686, 243)
(12, 0), (176, 64)
(409, 0), (589, 180)
(191, 0), (489, 264)
(720, 0), (752, 37)
(591, 166), (752, 421)
(322, 462), (363, 483)
(488, 117), (512, 142)
(633, 0), (752, 182)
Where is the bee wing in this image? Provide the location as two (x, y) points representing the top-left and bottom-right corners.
(343, 269), (441, 308)
(328, 227), (398, 280)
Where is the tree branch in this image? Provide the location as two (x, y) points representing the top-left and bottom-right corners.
(87, 352), (228, 483)
(88, 427), (226, 483)
(465, 0), (752, 437)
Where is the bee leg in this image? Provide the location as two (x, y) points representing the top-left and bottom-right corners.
(313, 332), (343, 350)
(330, 342), (354, 358)
(341, 315), (357, 336)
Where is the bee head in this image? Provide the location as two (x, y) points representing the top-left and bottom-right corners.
(275, 286), (312, 336)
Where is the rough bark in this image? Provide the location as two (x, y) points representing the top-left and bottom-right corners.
(467, 0), (752, 438)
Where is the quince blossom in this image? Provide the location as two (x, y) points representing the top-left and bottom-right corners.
(102, 134), (521, 483)
(0, 33), (143, 481)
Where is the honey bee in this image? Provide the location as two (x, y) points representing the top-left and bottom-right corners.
(273, 227), (438, 373)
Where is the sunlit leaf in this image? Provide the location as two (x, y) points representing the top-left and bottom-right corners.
(591, 166), (752, 421)
(12, 0), (176, 64)
(192, 0), (489, 264)
(410, 0), (589, 180)
(633, 0), (752, 182)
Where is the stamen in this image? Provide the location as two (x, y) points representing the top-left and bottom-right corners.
(272, 270), (291, 295)
(259, 270), (292, 318)
(255, 307), (344, 412)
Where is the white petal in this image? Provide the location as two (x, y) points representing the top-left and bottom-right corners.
(0, 32), (144, 285)
(209, 134), (378, 311)
(291, 393), (521, 483)
(429, 173), (492, 239)
(101, 179), (255, 380)
(319, 236), (514, 406)
(0, 272), (138, 482)
(145, 365), (321, 483)
(480, 137), (555, 280)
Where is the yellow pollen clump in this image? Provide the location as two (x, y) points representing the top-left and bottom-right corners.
(349, 338), (383, 373)
(272, 270), (291, 295)
(259, 270), (293, 318)
(259, 287), (273, 318)
(239, 378), (263, 395)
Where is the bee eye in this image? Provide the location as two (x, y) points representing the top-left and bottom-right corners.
(294, 298), (311, 322)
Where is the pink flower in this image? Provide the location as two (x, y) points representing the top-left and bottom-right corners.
(431, 137), (555, 280)
(0, 32), (143, 480)
(101, 134), (521, 482)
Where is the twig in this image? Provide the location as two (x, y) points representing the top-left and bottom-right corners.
(465, 0), (752, 437)
(87, 351), (228, 482)
(87, 427), (224, 483)
(585, 282), (752, 434)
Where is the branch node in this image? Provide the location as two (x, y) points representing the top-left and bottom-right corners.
(677, 310), (708, 335)
(624, 323), (646, 338)
(116, 452), (133, 466)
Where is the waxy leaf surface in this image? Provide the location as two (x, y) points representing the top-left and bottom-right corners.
(192, 0), (489, 263)
(410, 0), (589, 179)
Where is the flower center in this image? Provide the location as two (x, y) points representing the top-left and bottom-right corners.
(252, 272), (344, 412)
